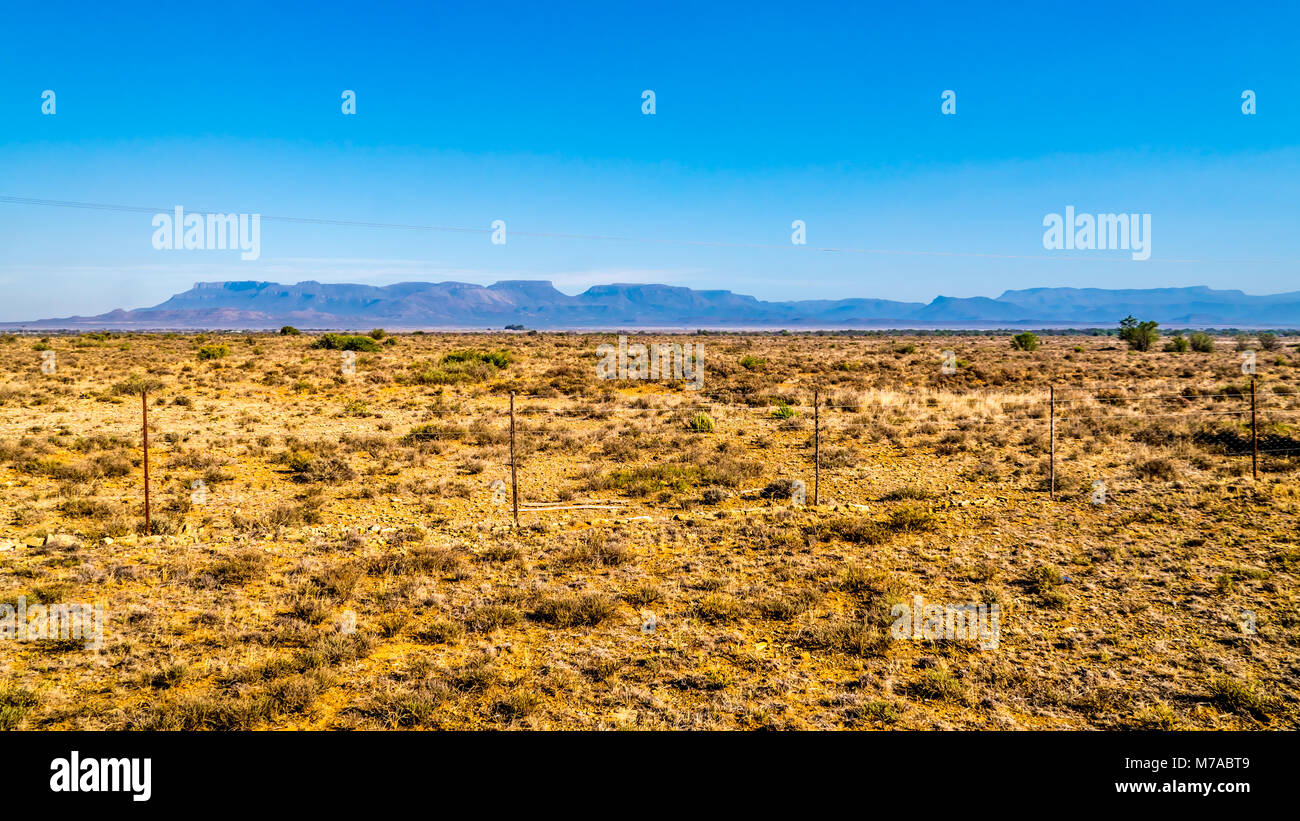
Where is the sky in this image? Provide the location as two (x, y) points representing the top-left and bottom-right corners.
(1, 0), (1298, 321)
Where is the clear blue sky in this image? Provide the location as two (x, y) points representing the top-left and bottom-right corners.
(1, 0), (1298, 320)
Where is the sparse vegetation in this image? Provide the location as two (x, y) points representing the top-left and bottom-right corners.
(0, 329), (1295, 731)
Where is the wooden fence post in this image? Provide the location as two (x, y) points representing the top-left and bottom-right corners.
(1251, 376), (1258, 481)
(1049, 385), (1055, 500)
(509, 391), (519, 525)
(813, 390), (820, 506)
(142, 390), (151, 535)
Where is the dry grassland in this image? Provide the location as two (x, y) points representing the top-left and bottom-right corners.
(1, 329), (1298, 730)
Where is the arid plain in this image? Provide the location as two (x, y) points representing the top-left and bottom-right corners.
(1, 329), (1297, 730)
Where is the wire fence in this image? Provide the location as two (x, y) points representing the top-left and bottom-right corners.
(455, 377), (1300, 521)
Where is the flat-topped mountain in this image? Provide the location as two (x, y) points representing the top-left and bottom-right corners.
(7, 281), (1300, 330)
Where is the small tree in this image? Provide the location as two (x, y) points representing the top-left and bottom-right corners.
(279, 325), (301, 336)
(1258, 332), (1279, 351)
(1119, 316), (1159, 351)
(1163, 334), (1189, 352)
(1189, 331), (1215, 353)
(1010, 332), (1040, 351)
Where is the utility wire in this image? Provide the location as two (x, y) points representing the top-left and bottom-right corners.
(5, 195), (1300, 264)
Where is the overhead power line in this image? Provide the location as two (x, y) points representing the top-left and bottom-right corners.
(3, 195), (1298, 264)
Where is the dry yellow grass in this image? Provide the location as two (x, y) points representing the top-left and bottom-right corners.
(1, 329), (1297, 729)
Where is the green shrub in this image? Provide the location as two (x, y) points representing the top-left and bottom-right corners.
(391, 349), (510, 386)
(197, 344), (229, 360)
(685, 412), (715, 433)
(279, 325), (301, 336)
(1010, 332), (1040, 351)
(1189, 331), (1215, 353)
(311, 334), (382, 353)
(1163, 334), (1189, 352)
(441, 349), (510, 368)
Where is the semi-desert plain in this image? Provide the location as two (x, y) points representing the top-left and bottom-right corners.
(1, 328), (1297, 730)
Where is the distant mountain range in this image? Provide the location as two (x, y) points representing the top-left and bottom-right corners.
(7, 281), (1300, 330)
